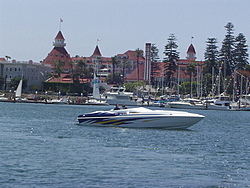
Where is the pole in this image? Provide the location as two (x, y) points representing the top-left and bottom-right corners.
(223, 60), (226, 93)
(212, 66), (214, 98)
(233, 70), (236, 102)
(218, 68), (221, 95)
(191, 72), (193, 98)
(177, 64), (180, 96)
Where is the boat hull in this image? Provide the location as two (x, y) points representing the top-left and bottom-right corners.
(168, 102), (206, 110)
(77, 108), (204, 129)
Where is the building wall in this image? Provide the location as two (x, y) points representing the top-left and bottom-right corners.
(0, 60), (52, 92)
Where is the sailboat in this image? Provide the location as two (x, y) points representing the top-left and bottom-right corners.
(15, 78), (27, 102)
(86, 72), (108, 105)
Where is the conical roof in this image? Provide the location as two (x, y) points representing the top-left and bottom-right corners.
(55, 31), (65, 40)
(92, 45), (102, 57)
(187, 44), (196, 54)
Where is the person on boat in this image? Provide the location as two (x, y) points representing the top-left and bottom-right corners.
(122, 105), (127, 109)
(114, 103), (120, 110)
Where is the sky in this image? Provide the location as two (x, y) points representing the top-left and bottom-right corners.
(0, 0), (250, 63)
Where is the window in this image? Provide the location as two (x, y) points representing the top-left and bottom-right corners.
(6, 68), (8, 71)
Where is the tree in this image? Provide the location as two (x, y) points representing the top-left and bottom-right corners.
(163, 34), (179, 87)
(245, 64), (250, 71)
(0, 76), (4, 89)
(118, 58), (131, 83)
(220, 22), (235, 76)
(234, 33), (249, 70)
(5, 55), (11, 61)
(204, 38), (219, 74)
(53, 61), (65, 78)
(69, 60), (75, 74)
(105, 73), (123, 84)
(135, 48), (144, 82)
(9, 76), (28, 90)
(186, 63), (197, 83)
(124, 81), (145, 93)
(77, 59), (87, 80)
(72, 59), (93, 83)
(150, 44), (160, 85)
(111, 56), (119, 83)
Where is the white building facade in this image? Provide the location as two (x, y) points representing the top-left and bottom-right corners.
(0, 59), (52, 92)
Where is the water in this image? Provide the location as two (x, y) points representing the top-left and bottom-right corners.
(0, 102), (249, 188)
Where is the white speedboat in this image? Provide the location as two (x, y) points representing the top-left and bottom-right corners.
(77, 107), (204, 129)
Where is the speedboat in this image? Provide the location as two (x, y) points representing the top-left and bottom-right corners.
(77, 107), (204, 129)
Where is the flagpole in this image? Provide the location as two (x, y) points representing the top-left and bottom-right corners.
(59, 18), (63, 31)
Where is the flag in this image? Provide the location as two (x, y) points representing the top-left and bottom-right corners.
(60, 18), (63, 22)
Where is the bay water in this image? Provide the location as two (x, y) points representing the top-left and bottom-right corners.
(0, 102), (249, 187)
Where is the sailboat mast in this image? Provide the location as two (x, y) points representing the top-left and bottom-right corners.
(212, 66), (214, 98)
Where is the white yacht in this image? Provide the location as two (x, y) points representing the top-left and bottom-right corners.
(47, 97), (69, 104)
(230, 94), (250, 111)
(102, 86), (141, 106)
(167, 98), (207, 110)
(205, 94), (232, 110)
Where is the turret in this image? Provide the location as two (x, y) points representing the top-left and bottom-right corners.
(186, 44), (196, 60)
(53, 31), (66, 47)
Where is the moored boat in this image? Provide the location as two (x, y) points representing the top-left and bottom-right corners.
(167, 98), (207, 110)
(102, 86), (141, 106)
(77, 107), (204, 129)
(47, 97), (69, 104)
(205, 94), (232, 110)
(230, 94), (250, 111)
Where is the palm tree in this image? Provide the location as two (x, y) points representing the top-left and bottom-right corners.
(69, 60), (75, 74)
(135, 48), (143, 82)
(53, 61), (65, 92)
(53, 61), (65, 78)
(111, 56), (119, 83)
(5, 55), (11, 61)
(119, 59), (131, 83)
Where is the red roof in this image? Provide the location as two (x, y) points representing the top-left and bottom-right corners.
(55, 31), (65, 40)
(187, 44), (196, 54)
(42, 47), (72, 69)
(46, 74), (89, 83)
(121, 50), (145, 61)
(91, 45), (102, 57)
(126, 63), (145, 81)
